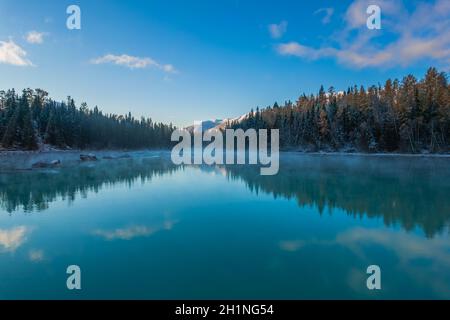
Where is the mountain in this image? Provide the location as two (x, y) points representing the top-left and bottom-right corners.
(184, 113), (250, 134)
(184, 119), (224, 134)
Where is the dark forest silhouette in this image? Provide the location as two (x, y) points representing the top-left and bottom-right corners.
(0, 89), (174, 150)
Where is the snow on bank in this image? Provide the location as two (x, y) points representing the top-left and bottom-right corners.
(287, 151), (450, 158)
(1, 149), (448, 171)
(0, 150), (167, 171)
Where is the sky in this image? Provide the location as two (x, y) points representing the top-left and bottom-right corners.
(0, 0), (449, 127)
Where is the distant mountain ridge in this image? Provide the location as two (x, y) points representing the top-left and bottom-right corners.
(184, 113), (250, 134)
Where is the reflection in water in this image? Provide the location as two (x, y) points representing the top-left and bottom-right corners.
(0, 155), (180, 213)
(223, 155), (450, 237)
(277, 226), (450, 297)
(0, 152), (449, 299)
(336, 227), (450, 266)
(1, 153), (449, 237)
(92, 221), (178, 241)
(28, 249), (45, 262)
(337, 227), (450, 297)
(0, 226), (31, 252)
(93, 225), (156, 241)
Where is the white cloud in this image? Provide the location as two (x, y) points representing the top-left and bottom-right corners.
(91, 54), (155, 69)
(276, 41), (394, 68)
(91, 54), (177, 73)
(268, 21), (288, 39)
(0, 40), (33, 66)
(0, 226), (30, 252)
(314, 8), (334, 24)
(277, 0), (450, 69)
(26, 31), (46, 44)
(277, 42), (332, 60)
(344, 0), (402, 30)
(162, 64), (176, 73)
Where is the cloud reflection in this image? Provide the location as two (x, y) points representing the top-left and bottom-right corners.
(279, 240), (305, 252)
(28, 249), (45, 262)
(0, 226), (30, 252)
(92, 225), (154, 241)
(92, 221), (178, 241)
(336, 227), (450, 266)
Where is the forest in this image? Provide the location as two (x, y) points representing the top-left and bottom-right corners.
(232, 67), (450, 153)
(0, 88), (174, 150)
(1, 67), (449, 153)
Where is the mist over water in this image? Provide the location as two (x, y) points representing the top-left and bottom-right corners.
(0, 151), (449, 299)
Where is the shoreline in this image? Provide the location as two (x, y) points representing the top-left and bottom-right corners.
(0, 149), (167, 171)
(0, 149), (448, 172)
(285, 151), (450, 158)
(1, 149), (449, 158)
(0, 148), (166, 156)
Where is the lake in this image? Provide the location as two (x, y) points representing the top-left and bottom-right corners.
(0, 151), (449, 299)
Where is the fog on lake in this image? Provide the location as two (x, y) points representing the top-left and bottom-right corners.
(0, 152), (449, 299)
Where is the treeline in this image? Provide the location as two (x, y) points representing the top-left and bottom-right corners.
(232, 67), (450, 153)
(0, 89), (175, 150)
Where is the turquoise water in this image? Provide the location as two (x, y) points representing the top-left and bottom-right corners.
(0, 152), (449, 299)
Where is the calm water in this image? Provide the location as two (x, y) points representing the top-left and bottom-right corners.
(0, 151), (449, 299)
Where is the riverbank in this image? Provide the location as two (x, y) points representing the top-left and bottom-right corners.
(1, 148), (450, 159)
(286, 151), (450, 158)
(0, 149), (167, 171)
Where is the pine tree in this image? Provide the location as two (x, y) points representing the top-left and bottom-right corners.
(231, 68), (449, 153)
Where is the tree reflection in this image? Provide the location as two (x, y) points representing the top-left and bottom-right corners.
(1, 153), (449, 237)
(0, 156), (179, 213)
(223, 155), (450, 237)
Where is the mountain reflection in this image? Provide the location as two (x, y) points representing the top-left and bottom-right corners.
(1, 153), (449, 237)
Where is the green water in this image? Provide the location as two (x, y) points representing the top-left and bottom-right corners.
(0, 152), (449, 299)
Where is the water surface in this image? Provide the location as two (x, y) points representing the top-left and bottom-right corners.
(0, 152), (449, 299)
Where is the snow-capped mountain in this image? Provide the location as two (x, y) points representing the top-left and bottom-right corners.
(184, 113), (250, 133)
(184, 119), (224, 134)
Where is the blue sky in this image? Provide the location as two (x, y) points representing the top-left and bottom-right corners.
(0, 0), (448, 127)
